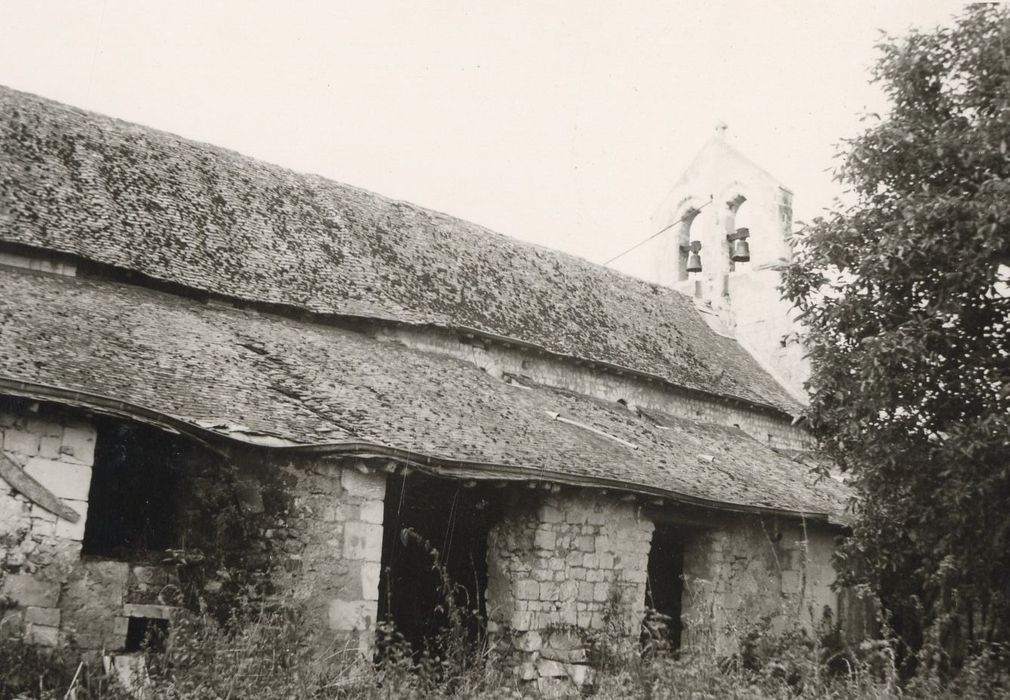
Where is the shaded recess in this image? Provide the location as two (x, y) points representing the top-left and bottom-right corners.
(645, 524), (687, 650)
(82, 419), (188, 557)
(377, 473), (504, 657)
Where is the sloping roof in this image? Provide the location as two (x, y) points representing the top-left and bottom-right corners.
(0, 268), (846, 520)
(0, 85), (799, 415)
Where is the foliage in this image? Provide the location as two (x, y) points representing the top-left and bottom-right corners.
(0, 632), (129, 699)
(781, 3), (1010, 671)
(5, 594), (1010, 699)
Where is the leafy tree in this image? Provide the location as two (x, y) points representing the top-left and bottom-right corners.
(782, 4), (1010, 673)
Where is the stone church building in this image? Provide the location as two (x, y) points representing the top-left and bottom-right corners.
(0, 86), (852, 691)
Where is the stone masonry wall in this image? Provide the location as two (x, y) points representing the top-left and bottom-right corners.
(0, 407), (96, 646)
(486, 489), (654, 695)
(679, 514), (838, 656)
(276, 458), (386, 657)
(0, 403), (386, 658)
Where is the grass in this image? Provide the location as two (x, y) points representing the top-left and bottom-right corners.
(3, 601), (1009, 699)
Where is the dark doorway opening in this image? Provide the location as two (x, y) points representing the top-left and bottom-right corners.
(644, 524), (686, 652)
(376, 472), (502, 658)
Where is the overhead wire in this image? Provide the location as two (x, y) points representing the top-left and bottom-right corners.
(599, 196), (713, 267)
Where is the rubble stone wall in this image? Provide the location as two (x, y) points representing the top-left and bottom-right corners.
(485, 489), (654, 694)
(680, 514), (838, 656)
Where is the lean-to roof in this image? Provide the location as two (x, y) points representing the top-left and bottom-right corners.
(0, 269), (845, 520)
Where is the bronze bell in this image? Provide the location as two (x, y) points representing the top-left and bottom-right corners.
(685, 240), (703, 273)
(730, 227), (751, 263)
(731, 238), (750, 262)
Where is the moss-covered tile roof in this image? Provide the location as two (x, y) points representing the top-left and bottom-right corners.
(0, 85), (800, 415)
(0, 269), (845, 519)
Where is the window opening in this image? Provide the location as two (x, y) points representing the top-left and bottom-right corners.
(82, 419), (188, 557)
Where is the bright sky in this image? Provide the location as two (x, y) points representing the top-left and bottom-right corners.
(0, 1), (967, 266)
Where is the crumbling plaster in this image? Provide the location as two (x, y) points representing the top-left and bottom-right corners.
(680, 514), (838, 656)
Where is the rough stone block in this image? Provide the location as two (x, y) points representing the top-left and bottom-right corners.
(537, 677), (571, 698)
(587, 510), (607, 525)
(533, 528), (556, 550)
(593, 583), (610, 603)
(577, 582), (594, 602)
(539, 581), (559, 601)
(339, 470), (385, 500)
(565, 663), (594, 686)
(59, 424), (96, 465)
(0, 609), (25, 637)
(123, 604), (173, 619)
(559, 580), (578, 600)
(361, 562), (381, 601)
(343, 521), (383, 562)
(516, 662), (538, 681)
(24, 418), (61, 439)
(3, 428), (39, 456)
(1, 575), (60, 607)
(60, 560), (130, 650)
(538, 505), (563, 523)
(26, 624), (59, 647)
(55, 500), (88, 541)
(38, 436), (61, 460)
(517, 630), (542, 652)
(234, 479), (264, 514)
(25, 606), (60, 627)
(516, 579), (539, 600)
(536, 658), (566, 677)
(328, 599), (375, 632)
(510, 611), (536, 631)
(359, 500), (384, 525)
(131, 566), (166, 586)
(24, 458), (92, 501)
(575, 536), (595, 552)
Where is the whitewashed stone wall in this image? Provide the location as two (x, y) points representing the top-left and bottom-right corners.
(0, 408), (96, 646)
(485, 489), (654, 695)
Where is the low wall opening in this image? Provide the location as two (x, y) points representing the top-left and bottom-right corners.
(376, 472), (502, 657)
(644, 522), (688, 651)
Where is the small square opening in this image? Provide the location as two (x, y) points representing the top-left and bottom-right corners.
(125, 617), (169, 653)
